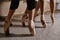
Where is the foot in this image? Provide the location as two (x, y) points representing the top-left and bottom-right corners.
(22, 15), (27, 27)
(34, 13), (39, 18)
(29, 21), (36, 36)
(5, 27), (9, 36)
(43, 23), (47, 28)
(4, 20), (11, 36)
(10, 22), (13, 26)
(41, 19), (47, 28)
(51, 16), (54, 24)
(22, 22), (26, 27)
(33, 13), (39, 22)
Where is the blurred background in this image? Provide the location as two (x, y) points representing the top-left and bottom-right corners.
(0, 0), (60, 40)
(0, 0), (60, 17)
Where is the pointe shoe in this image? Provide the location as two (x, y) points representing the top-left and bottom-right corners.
(10, 22), (12, 26)
(51, 16), (54, 24)
(22, 15), (26, 27)
(22, 22), (25, 27)
(41, 19), (47, 28)
(34, 13), (39, 18)
(22, 14), (28, 27)
(29, 20), (36, 36)
(4, 20), (11, 36)
(33, 13), (39, 22)
(43, 23), (47, 28)
(5, 27), (9, 36)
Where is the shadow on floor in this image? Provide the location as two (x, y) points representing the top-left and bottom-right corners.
(0, 24), (46, 28)
(0, 33), (33, 38)
(11, 19), (51, 23)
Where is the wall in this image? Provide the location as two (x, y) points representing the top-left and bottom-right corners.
(0, 1), (26, 16)
(0, 0), (56, 16)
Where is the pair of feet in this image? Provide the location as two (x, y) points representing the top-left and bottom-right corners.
(4, 19), (36, 36)
(22, 14), (37, 36)
(22, 14), (48, 35)
(22, 14), (47, 28)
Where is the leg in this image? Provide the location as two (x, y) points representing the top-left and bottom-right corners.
(50, 0), (55, 24)
(22, 8), (28, 27)
(34, 1), (40, 19)
(39, 0), (46, 28)
(26, 0), (36, 36)
(4, 0), (20, 36)
(4, 10), (15, 36)
(28, 10), (36, 36)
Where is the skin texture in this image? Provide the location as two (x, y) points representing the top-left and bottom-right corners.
(4, 0), (55, 36)
(22, 0), (55, 28)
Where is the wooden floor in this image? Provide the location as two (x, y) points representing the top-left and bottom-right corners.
(0, 11), (60, 40)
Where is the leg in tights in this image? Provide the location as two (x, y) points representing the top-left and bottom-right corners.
(50, 0), (55, 24)
(26, 0), (36, 36)
(4, 0), (20, 36)
(22, 8), (28, 27)
(39, 0), (46, 28)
